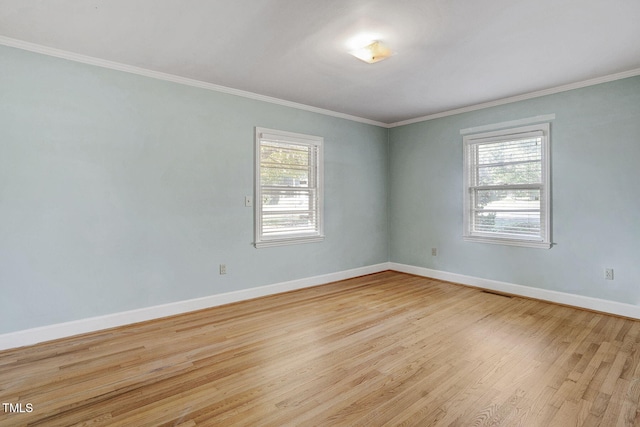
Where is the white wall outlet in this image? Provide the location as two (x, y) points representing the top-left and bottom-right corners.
(220, 264), (227, 275)
(245, 196), (252, 207)
(604, 268), (614, 280)
(431, 248), (437, 256)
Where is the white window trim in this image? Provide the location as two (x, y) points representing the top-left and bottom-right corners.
(254, 127), (324, 248)
(463, 123), (551, 249)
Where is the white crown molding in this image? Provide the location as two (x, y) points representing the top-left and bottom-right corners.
(0, 263), (391, 351)
(389, 68), (640, 128)
(3, 36), (639, 130)
(0, 36), (387, 128)
(390, 263), (640, 320)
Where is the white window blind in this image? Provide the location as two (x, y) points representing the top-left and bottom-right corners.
(463, 123), (551, 248)
(255, 128), (324, 248)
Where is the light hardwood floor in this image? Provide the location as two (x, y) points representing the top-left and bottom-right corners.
(2, 271), (640, 426)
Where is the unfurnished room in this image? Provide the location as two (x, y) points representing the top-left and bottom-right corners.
(1, 1), (640, 426)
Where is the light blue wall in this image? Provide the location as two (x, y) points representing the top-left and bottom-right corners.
(389, 76), (640, 305)
(0, 46), (389, 334)
(2, 43), (638, 336)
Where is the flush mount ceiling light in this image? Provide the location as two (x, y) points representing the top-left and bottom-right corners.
(349, 40), (392, 64)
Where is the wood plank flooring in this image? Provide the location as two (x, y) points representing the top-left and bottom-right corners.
(2, 271), (640, 426)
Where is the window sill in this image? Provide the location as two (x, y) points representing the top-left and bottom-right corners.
(255, 235), (325, 248)
(463, 235), (552, 249)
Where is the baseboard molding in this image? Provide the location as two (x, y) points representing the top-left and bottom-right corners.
(390, 262), (640, 319)
(5, 262), (636, 351)
(0, 263), (391, 351)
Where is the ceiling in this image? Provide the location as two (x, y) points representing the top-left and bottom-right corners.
(1, 0), (639, 125)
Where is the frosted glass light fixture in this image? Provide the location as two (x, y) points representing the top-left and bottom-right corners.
(349, 40), (392, 64)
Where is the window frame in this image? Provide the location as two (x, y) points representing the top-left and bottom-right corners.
(254, 127), (324, 248)
(463, 123), (551, 249)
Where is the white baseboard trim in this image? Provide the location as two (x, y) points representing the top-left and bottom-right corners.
(390, 262), (640, 319)
(6, 262), (634, 351)
(0, 263), (391, 351)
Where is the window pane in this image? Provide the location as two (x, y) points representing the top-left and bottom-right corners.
(473, 211), (541, 237)
(477, 138), (541, 165)
(473, 189), (541, 210)
(262, 189), (315, 212)
(475, 138), (542, 186)
(260, 142), (311, 187)
(261, 165), (310, 187)
(478, 161), (541, 185)
(262, 211), (318, 235)
(473, 188), (541, 238)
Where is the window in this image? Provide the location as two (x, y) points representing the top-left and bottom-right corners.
(463, 123), (551, 248)
(255, 127), (324, 248)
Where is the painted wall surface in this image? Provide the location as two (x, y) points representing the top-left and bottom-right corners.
(0, 46), (389, 334)
(2, 42), (639, 337)
(389, 76), (640, 305)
